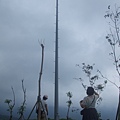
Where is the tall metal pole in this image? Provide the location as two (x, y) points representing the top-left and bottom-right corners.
(54, 0), (59, 120)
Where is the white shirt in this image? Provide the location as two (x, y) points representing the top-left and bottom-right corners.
(40, 99), (47, 112)
(81, 94), (99, 108)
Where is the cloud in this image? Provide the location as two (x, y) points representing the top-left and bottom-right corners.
(0, 0), (120, 119)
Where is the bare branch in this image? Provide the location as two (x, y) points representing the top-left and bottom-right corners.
(97, 70), (119, 89)
(18, 79), (26, 120)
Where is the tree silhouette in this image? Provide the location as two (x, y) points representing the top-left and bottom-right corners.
(4, 87), (15, 120)
(75, 63), (107, 105)
(18, 79), (26, 120)
(66, 91), (73, 120)
(104, 5), (120, 120)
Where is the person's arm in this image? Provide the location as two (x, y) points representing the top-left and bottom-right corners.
(80, 100), (87, 108)
(80, 100), (85, 108)
(94, 91), (99, 97)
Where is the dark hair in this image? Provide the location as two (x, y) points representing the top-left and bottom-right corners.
(80, 100), (83, 103)
(43, 96), (48, 100)
(86, 87), (94, 96)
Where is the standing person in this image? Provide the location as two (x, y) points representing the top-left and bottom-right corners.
(80, 87), (99, 120)
(36, 95), (48, 120)
(41, 95), (48, 120)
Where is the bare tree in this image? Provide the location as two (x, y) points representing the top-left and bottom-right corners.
(18, 79), (26, 120)
(104, 5), (120, 120)
(27, 43), (45, 120)
(75, 63), (107, 105)
(5, 87), (15, 120)
(105, 5), (120, 78)
(66, 91), (73, 120)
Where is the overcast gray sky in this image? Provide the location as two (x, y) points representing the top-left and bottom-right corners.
(0, 0), (120, 119)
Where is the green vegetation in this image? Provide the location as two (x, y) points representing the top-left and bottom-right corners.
(4, 87), (15, 120)
(4, 80), (26, 120)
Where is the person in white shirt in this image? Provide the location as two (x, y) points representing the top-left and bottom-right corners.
(40, 95), (48, 120)
(80, 87), (99, 120)
(36, 95), (48, 120)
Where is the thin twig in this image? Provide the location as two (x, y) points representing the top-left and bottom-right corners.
(98, 70), (119, 89)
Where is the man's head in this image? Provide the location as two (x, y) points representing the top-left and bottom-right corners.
(43, 95), (48, 100)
